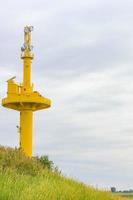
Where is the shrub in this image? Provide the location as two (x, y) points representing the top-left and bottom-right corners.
(37, 155), (54, 170)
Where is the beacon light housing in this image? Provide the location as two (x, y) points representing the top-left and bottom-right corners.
(24, 26), (34, 33)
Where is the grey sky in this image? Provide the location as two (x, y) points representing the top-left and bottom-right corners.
(0, 0), (133, 190)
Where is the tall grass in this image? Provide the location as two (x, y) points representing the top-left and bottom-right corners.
(0, 146), (126, 200)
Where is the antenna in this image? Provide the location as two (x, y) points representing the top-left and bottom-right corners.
(21, 26), (34, 59)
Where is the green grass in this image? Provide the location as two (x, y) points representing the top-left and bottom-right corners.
(0, 146), (126, 200)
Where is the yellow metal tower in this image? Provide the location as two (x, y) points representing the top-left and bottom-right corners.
(2, 26), (51, 157)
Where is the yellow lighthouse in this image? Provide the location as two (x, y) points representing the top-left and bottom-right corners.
(2, 26), (51, 157)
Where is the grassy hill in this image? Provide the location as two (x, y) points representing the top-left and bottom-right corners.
(0, 146), (126, 200)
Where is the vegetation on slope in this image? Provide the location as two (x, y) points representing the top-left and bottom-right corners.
(0, 146), (126, 200)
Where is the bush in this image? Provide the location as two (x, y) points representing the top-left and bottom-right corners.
(37, 155), (54, 170)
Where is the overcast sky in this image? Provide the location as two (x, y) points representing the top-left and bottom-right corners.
(0, 0), (133, 190)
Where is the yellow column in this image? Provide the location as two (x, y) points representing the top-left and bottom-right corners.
(20, 111), (33, 157)
(23, 57), (32, 93)
(20, 26), (34, 157)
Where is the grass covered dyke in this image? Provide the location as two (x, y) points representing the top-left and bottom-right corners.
(0, 146), (126, 200)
